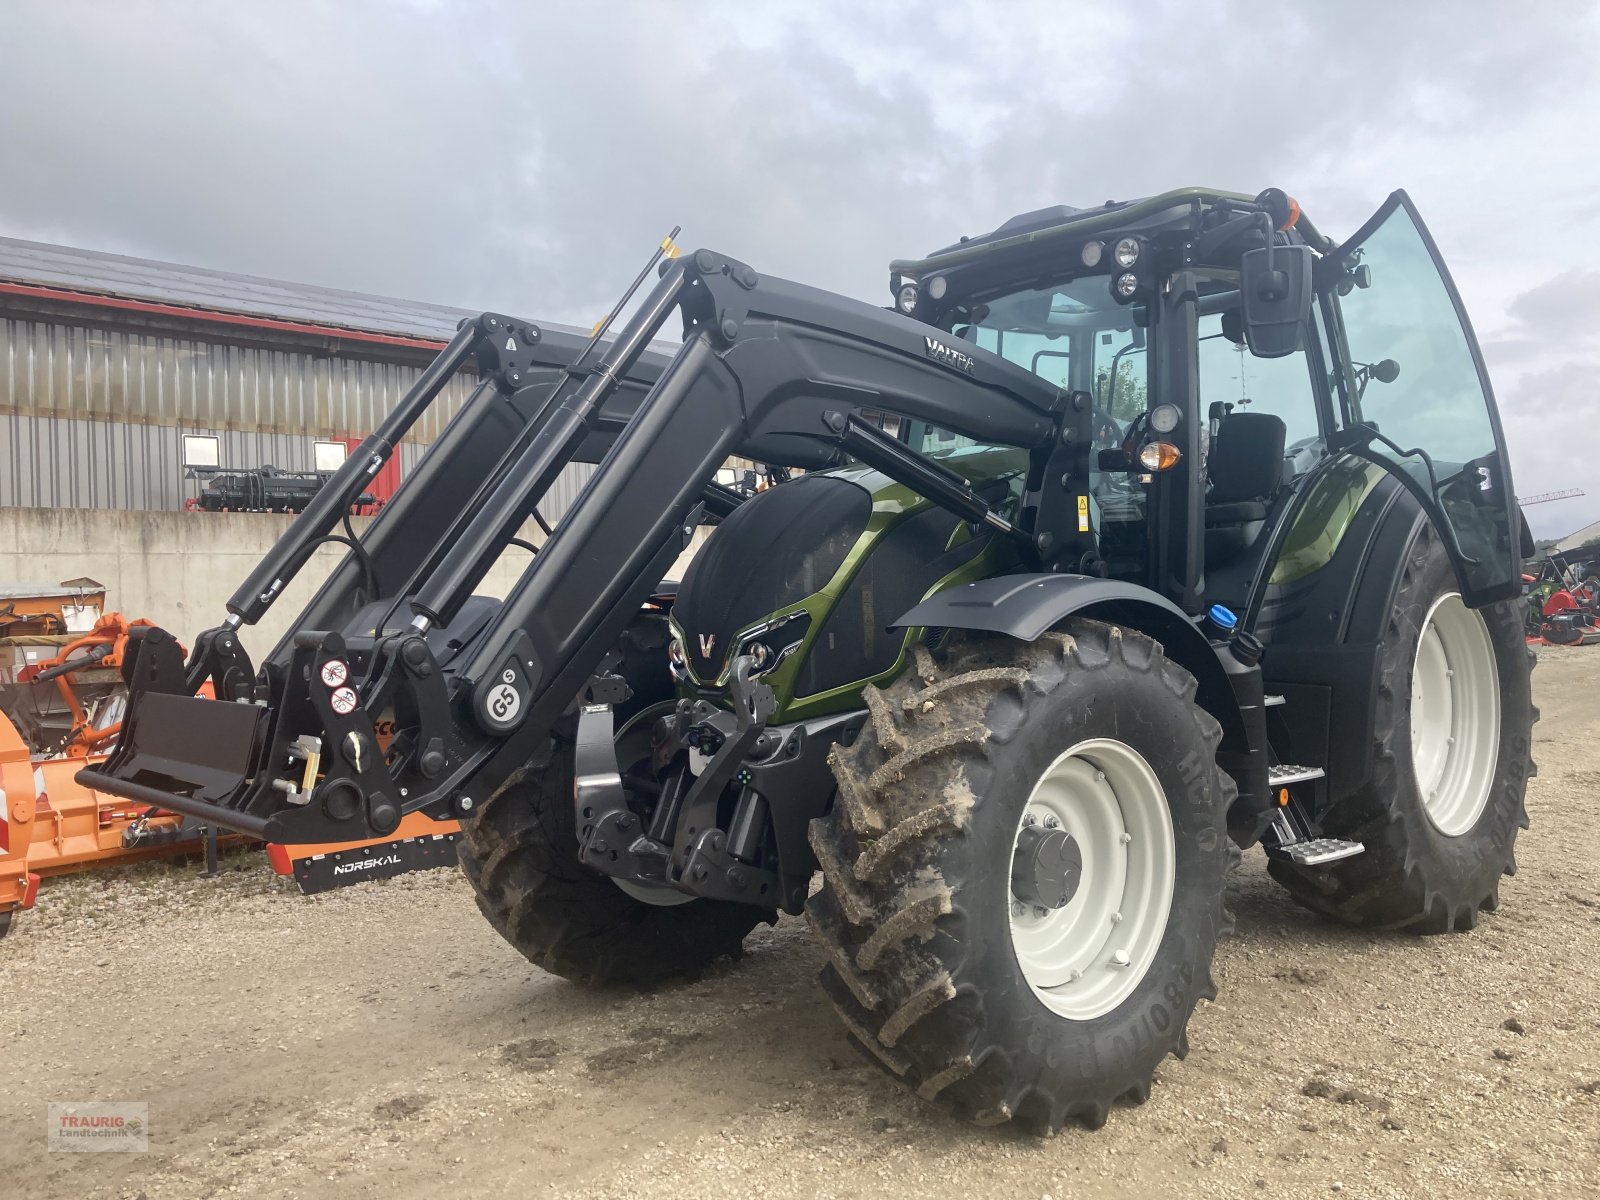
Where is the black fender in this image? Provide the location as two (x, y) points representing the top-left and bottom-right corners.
(1256, 477), (1424, 819)
(894, 574), (1268, 841)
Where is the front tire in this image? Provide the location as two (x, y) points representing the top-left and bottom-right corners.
(807, 622), (1236, 1132)
(457, 615), (770, 985)
(1269, 522), (1535, 931)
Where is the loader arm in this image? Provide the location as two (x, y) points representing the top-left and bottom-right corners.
(82, 250), (1084, 844)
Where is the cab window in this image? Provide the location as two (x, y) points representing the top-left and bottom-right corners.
(1196, 311), (1322, 452)
(970, 326), (1072, 389)
(1324, 193), (1517, 601)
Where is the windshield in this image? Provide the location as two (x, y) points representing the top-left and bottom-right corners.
(931, 277), (1147, 520)
(955, 276), (1139, 394)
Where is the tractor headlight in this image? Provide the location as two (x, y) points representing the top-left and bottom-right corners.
(1113, 273), (1140, 300)
(926, 275), (948, 300)
(1112, 237), (1142, 269)
(1080, 240), (1104, 268)
(1148, 404), (1181, 434)
(734, 611), (812, 678)
(896, 283), (919, 315)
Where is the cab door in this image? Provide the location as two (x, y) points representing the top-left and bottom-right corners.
(1322, 190), (1521, 605)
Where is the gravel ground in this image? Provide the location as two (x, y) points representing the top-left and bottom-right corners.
(1, 646), (1596, 1200)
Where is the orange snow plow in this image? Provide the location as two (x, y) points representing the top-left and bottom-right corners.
(5, 610), (154, 758)
(0, 710), (253, 936)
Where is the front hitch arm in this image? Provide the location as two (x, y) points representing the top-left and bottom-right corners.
(575, 654), (782, 904)
(662, 656), (779, 897)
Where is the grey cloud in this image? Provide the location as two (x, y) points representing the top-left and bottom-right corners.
(1492, 269), (1600, 355)
(3, 0), (1589, 313)
(2, 0), (1597, 533)
(1484, 271), (1600, 536)
(1498, 360), (1600, 537)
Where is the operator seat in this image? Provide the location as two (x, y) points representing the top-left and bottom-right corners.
(1205, 411), (1287, 565)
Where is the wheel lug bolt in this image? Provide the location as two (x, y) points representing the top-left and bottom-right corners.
(1119, 832), (1132, 845)
(1110, 912), (1123, 924)
(1068, 968), (1081, 982)
(1033, 906), (1049, 919)
(1044, 815), (1060, 829)
(1095, 771), (1106, 782)
(1023, 814), (1037, 827)
(1109, 949), (1130, 968)
(1011, 900), (1025, 918)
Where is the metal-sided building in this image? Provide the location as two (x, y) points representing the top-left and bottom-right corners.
(0, 236), (594, 515)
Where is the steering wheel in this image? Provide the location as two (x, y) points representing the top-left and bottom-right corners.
(1090, 405), (1123, 448)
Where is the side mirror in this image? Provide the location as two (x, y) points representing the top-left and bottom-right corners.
(1239, 243), (1313, 359)
(1370, 358), (1400, 384)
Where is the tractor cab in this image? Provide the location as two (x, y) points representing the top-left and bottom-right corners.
(891, 188), (1523, 622)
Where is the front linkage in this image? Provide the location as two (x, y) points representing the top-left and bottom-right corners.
(573, 653), (861, 913)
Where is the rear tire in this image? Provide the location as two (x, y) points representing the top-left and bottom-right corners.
(807, 622), (1237, 1132)
(1269, 522), (1535, 931)
(456, 615), (769, 985)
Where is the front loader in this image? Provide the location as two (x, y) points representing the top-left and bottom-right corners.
(84, 190), (1534, 1132)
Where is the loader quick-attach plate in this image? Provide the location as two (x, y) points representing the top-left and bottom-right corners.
(79, 684), (267, 838)
(106, 691), (264, 807)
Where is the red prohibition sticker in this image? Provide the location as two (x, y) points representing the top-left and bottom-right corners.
(330, 686), (359, 715)
(320, 659), (349, 688)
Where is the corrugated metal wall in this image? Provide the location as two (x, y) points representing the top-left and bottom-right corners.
(0, 315), (594, 517)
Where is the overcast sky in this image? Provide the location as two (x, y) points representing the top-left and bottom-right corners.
(3, 1), (1597, 536)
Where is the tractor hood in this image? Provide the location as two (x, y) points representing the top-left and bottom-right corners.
(670, 446), (1027, 718)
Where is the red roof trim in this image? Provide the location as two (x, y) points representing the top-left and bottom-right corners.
(0, 280), (450, 351)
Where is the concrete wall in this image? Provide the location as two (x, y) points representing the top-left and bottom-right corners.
(2, 507), (707, 665)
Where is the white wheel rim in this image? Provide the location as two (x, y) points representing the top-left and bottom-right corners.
(609, 702), (695, 907)
(1410, 593), (1500, 837)
(1008, 738), (1176, 1021)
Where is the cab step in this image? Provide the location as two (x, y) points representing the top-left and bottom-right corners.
(1266, 836), (1365, 867)
(1268, 763), (1324, 787)
(1264, 693), (1286, 707)
(1262, 762), (1364, 866)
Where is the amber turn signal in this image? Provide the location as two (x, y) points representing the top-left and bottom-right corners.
(1137, 441), (1182, 471)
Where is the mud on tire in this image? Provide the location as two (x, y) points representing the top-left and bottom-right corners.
(456, 615), (769, 986)
(1269, 522), (1535, 932)
(806, 620), (1237, 1133)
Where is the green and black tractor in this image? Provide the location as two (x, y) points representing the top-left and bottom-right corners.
(87, 187), (1534, 1133)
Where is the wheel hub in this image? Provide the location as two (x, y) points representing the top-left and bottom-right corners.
(1011, 823), (1083, 910)
(1410, 592), (1500, 837)
(1007, 738), (1176, 1022)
